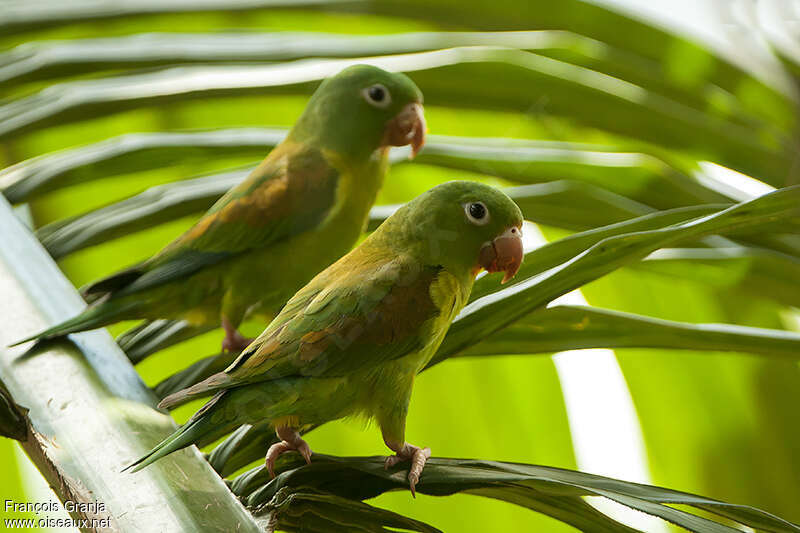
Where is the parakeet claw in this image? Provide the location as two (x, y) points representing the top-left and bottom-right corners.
(266, 427), (312, 478)
(384, 443), (431, 497)
(298, 440), (313, 465)
(221, 318), (254, 352)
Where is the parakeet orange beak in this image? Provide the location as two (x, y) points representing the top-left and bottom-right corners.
(383, 102), (426, 158)
(478, 226), (524, 283)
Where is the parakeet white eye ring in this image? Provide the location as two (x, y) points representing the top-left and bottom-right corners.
(464, 201), (490, 225)
(362, 84), (392, 108)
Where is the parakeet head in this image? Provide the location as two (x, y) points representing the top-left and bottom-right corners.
(290, 64), (425, 159)
(374, 181), (525, 283)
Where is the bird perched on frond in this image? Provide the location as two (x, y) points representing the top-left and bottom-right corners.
(13, 64), (426, 352)
(125, 181), (524, 495)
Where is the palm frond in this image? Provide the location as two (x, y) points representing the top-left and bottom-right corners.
(235, 455), (800, 533)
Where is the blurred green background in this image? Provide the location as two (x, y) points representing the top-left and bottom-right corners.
(1, 1), (799, 531)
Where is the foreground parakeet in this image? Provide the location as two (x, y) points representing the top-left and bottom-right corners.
(13, 65), (426, 352)
(126, 181), (524, 494)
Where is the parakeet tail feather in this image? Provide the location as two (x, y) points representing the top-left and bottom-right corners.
(9, 300), (140, 347)
(125, 392), (236, 473)
(157, 371), (233, 410)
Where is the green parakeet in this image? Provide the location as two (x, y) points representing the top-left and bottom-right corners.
(126, 181), (524, 494)
(13, 64), (425, 352)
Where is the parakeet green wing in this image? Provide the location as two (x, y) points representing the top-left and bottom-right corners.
(158, 254), (443, 408)
(83, 143), (339, 301)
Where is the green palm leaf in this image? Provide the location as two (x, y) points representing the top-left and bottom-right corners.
(234, 455), (800, 533)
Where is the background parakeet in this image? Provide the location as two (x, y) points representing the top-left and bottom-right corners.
(13, 64), (426, 352)
(126, 181), (524, 494)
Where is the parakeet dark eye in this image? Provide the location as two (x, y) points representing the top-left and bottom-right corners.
(369, 86), (385, 101)
(465, 201), (490, 225)
(362, 83), (392, 108)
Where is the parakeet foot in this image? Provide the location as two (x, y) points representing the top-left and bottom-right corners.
(384, 442), (431, 497)
(221, 318), (254, 352)
(265, 427), (312, 478)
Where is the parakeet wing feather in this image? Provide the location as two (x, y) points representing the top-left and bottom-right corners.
(236, 259), (441, 378)
(158, 253), (442, 408)
(81, 264), (146, 302)
(88, 142), (340, 299)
